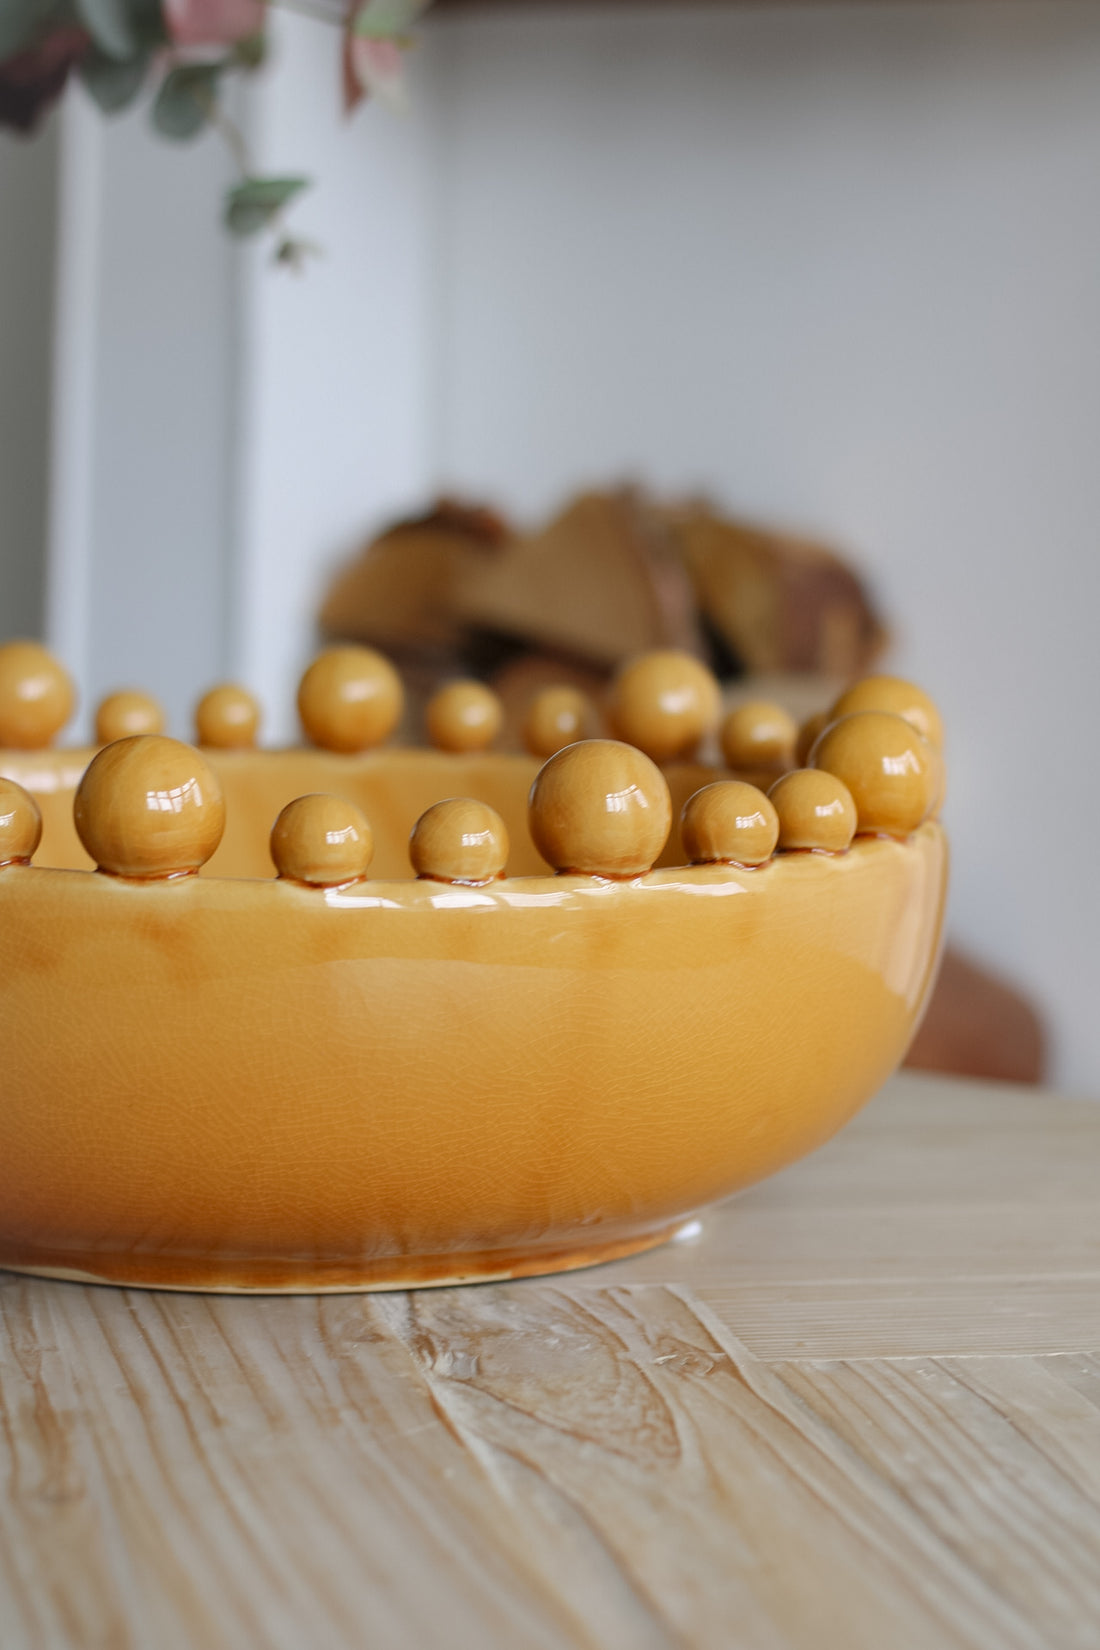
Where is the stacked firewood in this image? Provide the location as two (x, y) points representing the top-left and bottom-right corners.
(320, 489), (887, 740)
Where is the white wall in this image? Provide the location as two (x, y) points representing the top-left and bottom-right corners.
(0, 122), (58, 639)
(45, 93), (240, 738)
(232, 12), (440, 738)
(428, 1), (1100, 1096)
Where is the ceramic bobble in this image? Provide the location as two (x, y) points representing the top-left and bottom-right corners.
(0, 641), (75, 751)
(410, 798), (509, 885)
(74, 735), (226, 879)
(795, 711), (828, 769)
(607, 651), (721, 764)
(810, 712), (935, 838)
(829, 675), (944, 751)
(681, 781), (779, 868)
(271, 794), (373, 886)
(95, 690), (165, 745)
(195, 684), (262, 750)
(297, 646), (404, 754)
(528, 739), (672, 877)
(769, 769), (858, 854)
(0, 778), (42, 866)
(523, 687), (593, 760)
(426, 681), (503, 754)
(720, 701), (797, 773)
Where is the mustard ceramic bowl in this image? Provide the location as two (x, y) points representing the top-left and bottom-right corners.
(0, 648), (948, 1292)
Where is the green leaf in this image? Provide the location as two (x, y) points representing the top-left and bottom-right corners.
(0, 0), (58, 61)
(127, 0), (168, 51)
(79, 48), (149, 113)
(231, 31), (266, 72)
(74, 0), (137, 61)
(352, 0), (428, 39)
(225, 176), (310, 238)
(152, 63), (220, 141)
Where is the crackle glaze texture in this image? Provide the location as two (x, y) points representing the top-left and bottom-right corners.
(0, 742), (946, 1291)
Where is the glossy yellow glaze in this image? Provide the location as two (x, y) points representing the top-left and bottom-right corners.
(681, 781), (778, 867)
(0, 747), (729, 880)
(529, 739), (672, 877)
(769, 768), (858, 854)
(811, 712), (936, 838)
(271, 794), (374, 886)
(523, 687), (594, 759)
(0, 641), (75, 750)
(410, 797), (509, 884)
(425, 681), (503, 754)
(74, 736), (225, 879)
(298, 646), (404, 754)
(195, 683), (261, 750)
(95, 690), (165, 744)
(720, 701), (797, 773)
(607, 651), (721, 763)
(795, 710), (828, 769)
(0, 776), (42, 865)
(0, 821), (946, 1290)
(829, 674), (944, 750)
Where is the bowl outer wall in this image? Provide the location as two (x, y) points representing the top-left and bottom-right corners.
(0, 826), (946, 1288)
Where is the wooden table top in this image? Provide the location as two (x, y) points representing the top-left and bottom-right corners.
(2, 1071), (1098, 1650)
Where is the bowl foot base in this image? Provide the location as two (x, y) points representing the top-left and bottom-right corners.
(0, 1219), (697, 1294)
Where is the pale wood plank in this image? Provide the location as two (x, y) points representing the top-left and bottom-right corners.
(0, 1275), (1062, 1650)
(773, 1354), (1100, 1647)
(693, 1275), (1100, 1360)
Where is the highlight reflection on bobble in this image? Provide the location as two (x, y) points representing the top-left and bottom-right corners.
(810, 712), (935, 837)
(523, 687), (593, 759)
(720, 702), (797, 773)
(769, 769), (857, 854)
(95, 690), (165, 745)
(74, 735), (226, 879)
(271, 794), (373, 886)
(410, 798), (509, 885)
(0, 777), (42, 866)
(426, 681), (502, 754)
(196, 684), (261, 750)
(528, 739), (672, 878)
(681, 782), (778, 867)
(298, 646), (404, 754)
(829, 675), (943, 751)
(608, 651), (721, 763)
(0, 641), (75, 751)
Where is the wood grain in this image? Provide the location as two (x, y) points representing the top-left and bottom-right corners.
(1, 1072), (1098, 1650)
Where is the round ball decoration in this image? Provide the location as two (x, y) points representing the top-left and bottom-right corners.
(523, 686), (593, 760)
(271, 794), (374, 886)
(95, 690), (165, 745)
(810, 712), (936, 838)
(607, 650), (721, 763)
(681, 781), (779, 868)
(297, 646), (404, 755)
(0, 778), (42, 866)
(828, 675), (943, 751)
(0, 641), (75, 751)
(528, 738), (672, 878)
(720, 701), (798, 773)
(425, 680), (503, 754)
(795, 711), (828, 769)
(195, 684), (262, 750)
(74, 735), (226, 879)
(410, 798), (509, 885)
(768, 769), (857, 854)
